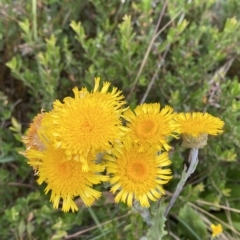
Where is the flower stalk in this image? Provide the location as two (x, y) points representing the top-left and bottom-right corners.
(164, 148), (199, 217)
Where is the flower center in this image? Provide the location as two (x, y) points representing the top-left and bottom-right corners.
(57, 161), (73, 179)
(82, 120), (95, 133)
(126, 160), (149, 182)
(137, 118), (156, 138)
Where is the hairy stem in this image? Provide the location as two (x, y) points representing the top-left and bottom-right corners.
(164, 148), (199, 217)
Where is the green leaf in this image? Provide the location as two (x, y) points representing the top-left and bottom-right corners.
(70, 20), (86, 44)
(18, 19), (30, 35)
(0, 156), (15, 163)
(225, 183), (240, 199)
(146, 202), (167, 240)
(18, 220), (26, 238)
(9, 117), (22, 133)
(177, 19), (189, 34)
(6, 57), (18, 70)
(141, 0), (151, 14)
(178, 205), (207, 240)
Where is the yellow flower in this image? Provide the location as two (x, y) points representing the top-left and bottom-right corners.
(174, 112), (224, 148)
(175, 112), (224, 136)
(26, 145), (108, 212)
(41, 78), (127, 170)
(22, 111), (45, 151)
(211, 223), (223, 238)
(21, 111), (45, 169)
(123, 103), (178, 151)
(105, 140), (172, 207)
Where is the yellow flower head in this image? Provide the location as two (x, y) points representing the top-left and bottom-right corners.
(21, 111), (45, 169)
(174, 112), (224, 148)
(175, 112), (224, 136)
(123, 103), (178, 151)
(22, 111), (45, 151)
(211, 223), (223, 238)
(105, 140), (172, 208)
(26, 145), (108, 212)
(40, 78), (127, 170)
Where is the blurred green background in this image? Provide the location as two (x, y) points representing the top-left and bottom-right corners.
(1, 0), (240, 239)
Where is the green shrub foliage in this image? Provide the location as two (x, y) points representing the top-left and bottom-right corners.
(1, 0), (240, 239)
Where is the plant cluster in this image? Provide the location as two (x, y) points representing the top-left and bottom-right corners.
(21, 77), (224, 239)
(1, 0), (240, 239)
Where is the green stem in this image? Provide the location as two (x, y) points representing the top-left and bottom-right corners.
(32, 0), (37, 41)
(164, 148), (199, 217)
(87, 208), (104, 234)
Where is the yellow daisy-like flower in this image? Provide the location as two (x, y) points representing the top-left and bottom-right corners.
(22, 111), (45, 151)
(175, 112), (224, 136)
(174, 112), (224, 148)
(211, 223), (223, 238)
(26, 145), (108, 212)
(41, 78), (127, 170)
(105, 141), (172, 207)
(123, 103), (178, 151)
(21, 111), (45, 169)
